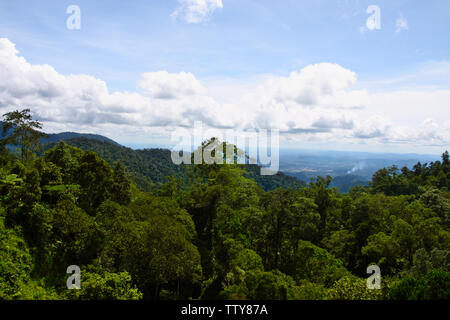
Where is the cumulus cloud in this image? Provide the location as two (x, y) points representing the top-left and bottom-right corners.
(0, 38), (148, 127)
(138, 71), (206, 99)
(0, 37), (448, 150)
(234, 63), (367, 133)
(266, 63), (358, 106)
(384, 119), (449, 147)
(0, 38), (236, 132)
(396, 14), (409, 34)
(353, 115), (391, 139)
(171, 0), (223, 24)
(414, 119), (447, 143)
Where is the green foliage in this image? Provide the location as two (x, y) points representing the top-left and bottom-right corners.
(44, 141), (83, 183)
(119, 215), (202, 299)
(293, 240), (349, 287)
(259, 189), (320, 272)
(110, 162), (132, 206)
(231, 248), (264, 272)
(327, 276), (386, 300)
(389, 269), (450, 300)
(76, 151), (114, 214)
(362, 232), (401, 274)
(0, 215), (33, 299)
(370, 151), (450, 195)
(323, 230), (356, 268)
(1, 109), (47, 162)
(220, 270), (328, 300)
(220, 269), (304, 300)
(405, 248), (449, 278)
(66, 270), (142, 300)
(48, 201), (105, 274)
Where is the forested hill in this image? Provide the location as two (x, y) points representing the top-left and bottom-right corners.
(41, 137), (306, 191)
(41, 132), (121, 146)
(0, 121), (120, 146)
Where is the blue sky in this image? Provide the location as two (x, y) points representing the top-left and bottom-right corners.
(0, 0), (449, 153)
(2, 0), (449, 86)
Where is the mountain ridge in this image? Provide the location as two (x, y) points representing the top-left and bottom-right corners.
(0, 121), (121, 146)
(41, 137), (307, 192)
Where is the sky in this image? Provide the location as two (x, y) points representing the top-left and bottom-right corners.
(0, 0), (449, 154)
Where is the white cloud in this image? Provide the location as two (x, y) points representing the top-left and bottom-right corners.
(386, 119), (449, 146)
(232, 63), (367, 134)
(0, 38), (448, 151)
(137, 71), (206, 99)
(353, 115), (391, 139)
(171, 0), (223, 24)
(396, 14), (409, 34)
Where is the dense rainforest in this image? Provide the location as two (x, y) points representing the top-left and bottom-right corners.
(0, 110), (449, 300)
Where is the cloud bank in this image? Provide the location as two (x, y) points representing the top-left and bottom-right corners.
(0, 38), (448, 150)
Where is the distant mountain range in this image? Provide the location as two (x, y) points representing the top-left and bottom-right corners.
(1, 121), (306, 191)
(3, 121), (441, 193)
(41, 132), (121, 146)
(279, 148), (440, 192)
(0, 121), (120, 146)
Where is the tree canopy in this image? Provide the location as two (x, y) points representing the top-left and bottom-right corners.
(0, 110), (448, 300)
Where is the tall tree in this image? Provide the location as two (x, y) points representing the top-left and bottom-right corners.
(111, 162), (132, 206)
(1, 109), (47, 161)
